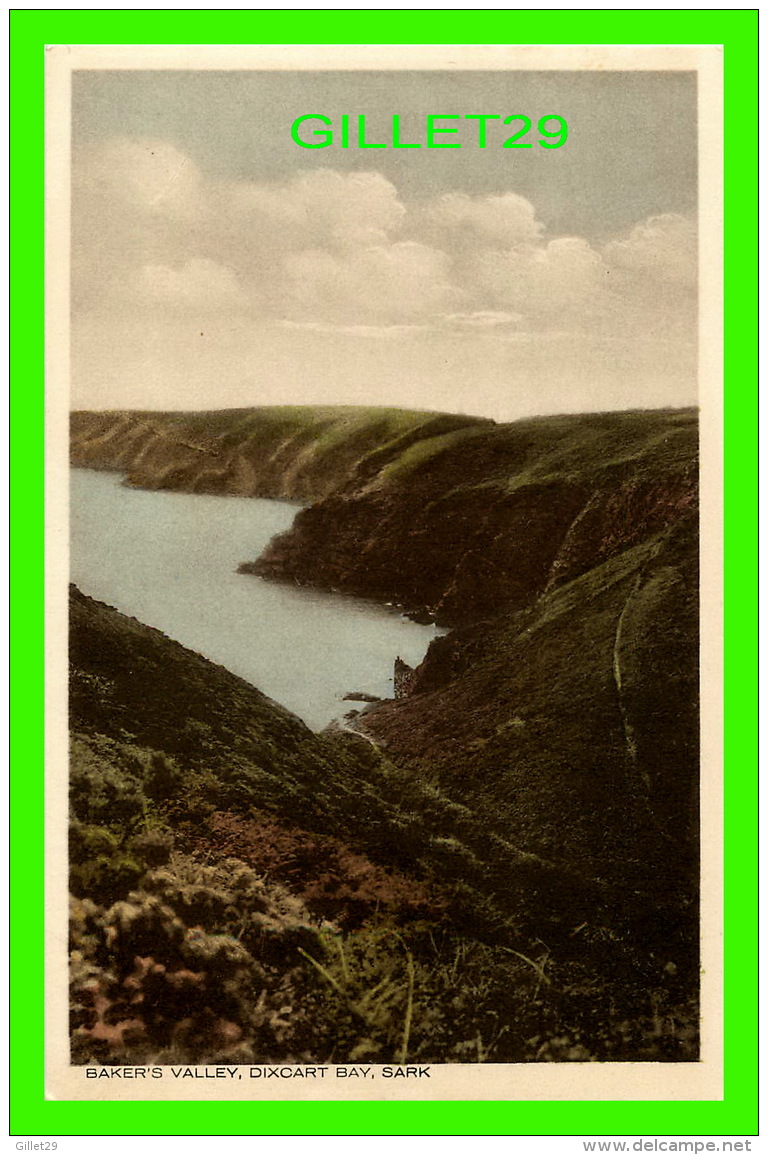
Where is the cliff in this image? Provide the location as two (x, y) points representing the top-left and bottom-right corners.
(359, 513), (699, 883)
(250, 407), (698, 625)
(71, 406), (696, 628)
(69, 406), (489, 503)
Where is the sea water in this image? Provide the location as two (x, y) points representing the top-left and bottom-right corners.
(70, 469), (441, 730)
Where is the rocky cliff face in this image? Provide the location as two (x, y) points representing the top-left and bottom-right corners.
(252, 408), (698, 625)
(359, 513), (699, 883)
(72, 406), (697, 631)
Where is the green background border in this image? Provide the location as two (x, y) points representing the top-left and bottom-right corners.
(11, 7), (757, 1138)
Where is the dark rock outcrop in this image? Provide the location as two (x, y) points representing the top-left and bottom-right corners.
(393, 657), (416, 699)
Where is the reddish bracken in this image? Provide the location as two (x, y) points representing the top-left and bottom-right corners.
(187, 809), (442, 928)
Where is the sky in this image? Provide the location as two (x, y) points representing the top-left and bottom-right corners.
(71, 68), (698, 420)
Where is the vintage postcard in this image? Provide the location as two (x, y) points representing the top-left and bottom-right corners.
(45, 42), (724, 1104)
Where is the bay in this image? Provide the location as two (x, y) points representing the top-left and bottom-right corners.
(69, 469), (441, 730)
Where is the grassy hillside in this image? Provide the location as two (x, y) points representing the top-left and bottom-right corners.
(360, 514), (699, 888)
(69, 587), (698, 1065)
(69, 403), (700, 1065)
(251, 407), (697, 624)
(70, 406), (489, 502)
(72, 405), (696, 627)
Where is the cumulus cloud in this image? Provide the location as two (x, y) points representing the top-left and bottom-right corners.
(603, 213), (697, 286)
(282, 239), (462, 323)
(418, 190), (542, 248)
(71, 136), (696, 353)
(73, 137), (204, 220)
(473, 236), (610, 323)
(210, 168), (406, 256)
(130, 258), (247, 311)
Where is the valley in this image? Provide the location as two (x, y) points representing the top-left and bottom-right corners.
(68, 403), (700, 1065)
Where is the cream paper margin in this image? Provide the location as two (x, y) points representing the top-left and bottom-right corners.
(44, 41), (724, 1104)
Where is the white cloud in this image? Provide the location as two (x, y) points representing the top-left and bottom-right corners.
(603, 213), (697, 286)
(441, 310), (523, 328)
(74, 137), (204, 220)
(71, 136), (697, 390)
(276, 319), (431, 338)
(130, 258), (247, 311)
(282, 240), (462, 323)
(209, 168), (405, 256)
(419, 190), (542, 248)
